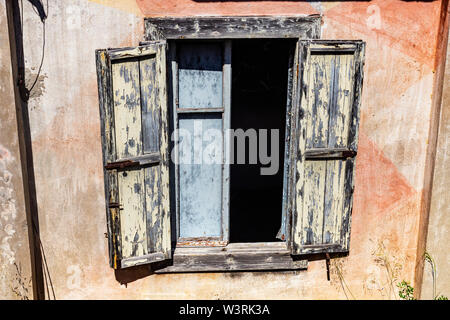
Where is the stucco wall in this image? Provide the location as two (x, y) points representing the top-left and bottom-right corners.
(0, 1), (33, 300)
(1, 0), (448, 299)
(422, 20), (450, 300)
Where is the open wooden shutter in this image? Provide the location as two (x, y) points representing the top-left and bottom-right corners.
(96, 41), (171, 269)
(289, 40), (365, 255)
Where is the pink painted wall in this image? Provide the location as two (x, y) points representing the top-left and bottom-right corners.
(1, 0), (448, 299)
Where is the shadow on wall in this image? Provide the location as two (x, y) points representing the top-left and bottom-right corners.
(113, 252), (349, 286)
(114, 265), (153, 285)
(114, 260), (172, 285)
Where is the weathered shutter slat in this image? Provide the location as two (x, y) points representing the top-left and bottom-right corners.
(111, 59), (148, 260)
(119, 169), (147, 258)
(140, 55), (160, 154)
(323, 159), (346, 244)
(302, 161), (326, 245)
(96, 41), (171, 269)
(305, 50), (333, 149)
(112, 60), (144, 159)
(328, 53), (354, 148)
(290, 40), (365, 255)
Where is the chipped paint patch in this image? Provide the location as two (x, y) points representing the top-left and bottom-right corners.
(0, 145), (17, 265)
(25, 68), (47, 100)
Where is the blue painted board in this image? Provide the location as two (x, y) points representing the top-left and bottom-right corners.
(178, 114), (223, 238)
(178, 43), (223, 109)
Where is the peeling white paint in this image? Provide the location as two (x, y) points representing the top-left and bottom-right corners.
(0, 144), (17, 265)
(66, 265), (82, 290)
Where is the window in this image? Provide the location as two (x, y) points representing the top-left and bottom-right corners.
(172, 41), (231, 247)
(96, 16), (365, 272)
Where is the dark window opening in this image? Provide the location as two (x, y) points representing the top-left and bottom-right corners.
(230, 39), (293, 243)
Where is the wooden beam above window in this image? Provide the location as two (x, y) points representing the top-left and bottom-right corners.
(144, 15), (321, 40)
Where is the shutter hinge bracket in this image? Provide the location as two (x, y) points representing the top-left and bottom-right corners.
(105, 160), (139, 170)
(342, 150), (357, 158)
(108, 202), (123, 210)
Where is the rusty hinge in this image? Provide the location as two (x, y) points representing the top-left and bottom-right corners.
(342, 150), (357, 158)
(108, 202), (123, 210)
(105, 160), (138, 170)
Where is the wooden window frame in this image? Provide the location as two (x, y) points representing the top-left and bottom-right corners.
(142, 15), (321, 273)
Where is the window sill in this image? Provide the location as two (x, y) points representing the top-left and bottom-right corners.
(154, 242), (308, 273)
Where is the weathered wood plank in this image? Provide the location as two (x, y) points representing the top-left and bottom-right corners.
(279, 43), (296, 242)
(349, 42), (366, 152)
(112, 59), (143, 159)
(291, 40), (308, 254)
(341, 158), (355, 250)
(96, 50), (116, 164)
(305, 51), (333, 149)
(302, 160), (326, 245)
(140, 55), (160, 154)
(323, 160), (346, 244)
(108, 45), (158, 60)
(122, 252), (166, 268)
(145, 164), (162, 253)
(176, 237), (228, 248)
(144, 41), (172, 259)
(157, 254), (307, 273)
(107, 171), (122, 268)
(156, 42), (172, 259)
(96, 50), (121, 268)
(118, 168), (148, 259)
(328, 53), (354, 148)
(145, 15), (321, 40)
(155, 242), (308, 273)
(139, 44), (163, 257)
(296, 243), (343, 255)
(169, 42), (181, 243)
